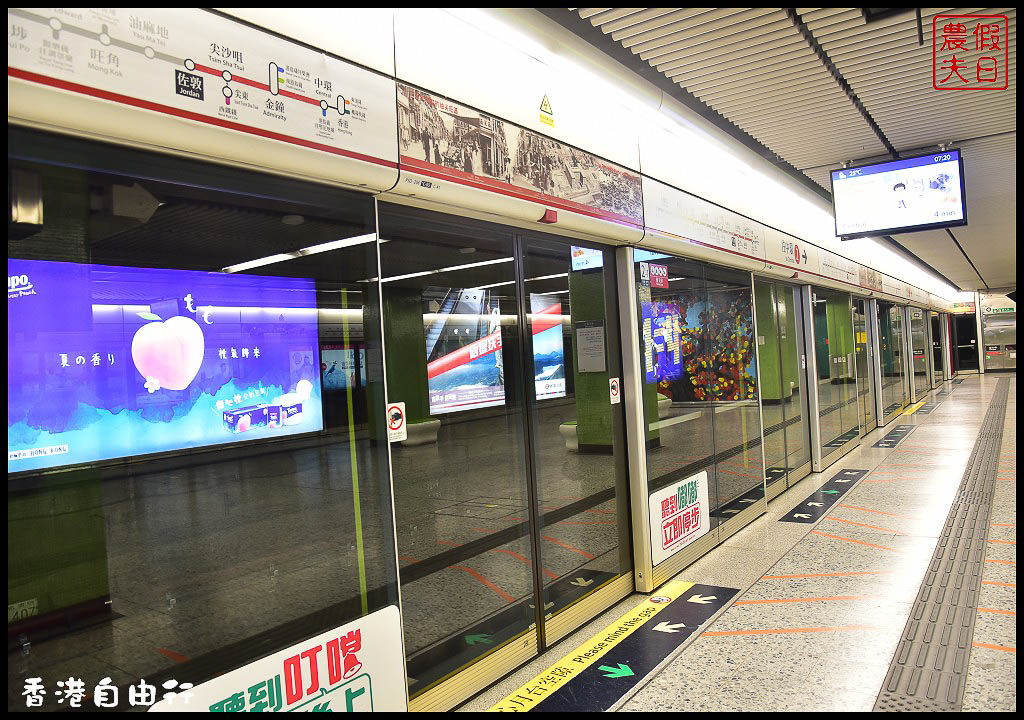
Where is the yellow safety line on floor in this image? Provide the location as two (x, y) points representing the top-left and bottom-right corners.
(488, 580), (695, 712)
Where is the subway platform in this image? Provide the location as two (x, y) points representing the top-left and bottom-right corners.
(465, 374), (1016, 712)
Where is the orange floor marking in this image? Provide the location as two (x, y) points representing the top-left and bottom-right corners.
(810, 530), (900, 553)
(991, 522), (1016, 527)
(557, 520), (616, 526)
(452, 565), (517, 603)
(982, 581), (1016, 588)
(838, 504), (915, 519)
(828, 516), (902, 533)
(541, 535), (595, 559)
(157, 647), (190, 663)
(704, 625), (876, 637)
(985, 558), (1016, 565)
(492, 548), (559, 580)
(977, 607), (1016, 616)
(446, 537), (559, 580)
(972, 641), (1016, 653)
(761, 571), (893, 579)
(988, 539), (1016, 545)
(735, 595), (866, 605)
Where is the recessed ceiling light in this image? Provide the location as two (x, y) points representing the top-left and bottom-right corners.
(282, 214), (305, 226)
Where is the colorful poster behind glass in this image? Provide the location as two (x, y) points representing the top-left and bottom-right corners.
(424, 288), (506, 414)
(642, 293), (757, 402)
(531, 294), (566, 400)
(642, 301), (689, 386)
(8, 259), (322, 473)
(423, 288), (567, 414)
(321, 346), (365, 390)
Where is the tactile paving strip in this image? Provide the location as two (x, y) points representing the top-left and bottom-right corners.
(874, 378), (1010, 712)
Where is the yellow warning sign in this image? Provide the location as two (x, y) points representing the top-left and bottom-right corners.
(539, 94), (554, 127)
(488, 580), (694, 712)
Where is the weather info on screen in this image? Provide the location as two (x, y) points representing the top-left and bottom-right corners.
(831, 150), (965, 237)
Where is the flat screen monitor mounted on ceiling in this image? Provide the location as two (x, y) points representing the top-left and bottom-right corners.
(830, 149), (967, 240)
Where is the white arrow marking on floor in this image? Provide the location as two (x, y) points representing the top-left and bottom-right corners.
(723, 509), (739, 514)
(653, 621), (687, 633)
(739, 498), (757, 503)
(834, 478), (853, 483)
(807, 502), (824, 507)
(687, 594), (717, 604)
(793, 513), (813, 518)
(570, 578), (594, 587)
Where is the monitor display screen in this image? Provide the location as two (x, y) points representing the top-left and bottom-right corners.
(8, 259), (323, 473)
(570, 245), (604, 272)
(831, 149), (967, 239)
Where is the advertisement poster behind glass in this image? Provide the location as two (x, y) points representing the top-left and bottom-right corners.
(8, 259), (323, 473)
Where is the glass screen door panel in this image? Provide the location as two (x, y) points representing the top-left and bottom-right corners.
(910, 308), (930, 398)
(706, 264), (762, 510)
(953, 314), (979, 371)
(708, 268), (765, 510)
(877, 301), (906, 418)
(854, 298), (875, 433)
(812, 289), (856, 457)
(520, 236), (632, 621)
(378, 209), (536, 696)
(931, 312), (944, 379)
(635, 255), (719, 525)
(779, 285), (810, 481)
(755, 281), (788, 491)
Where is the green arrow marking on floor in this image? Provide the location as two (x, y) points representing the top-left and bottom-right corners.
(822, 489), (840, 495)
(598, 663), (634, 679)
(465, 633), (492, 646)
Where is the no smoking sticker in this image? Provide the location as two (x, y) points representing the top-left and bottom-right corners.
(386, 401), (406, 442)
(609, 377), (620, 404)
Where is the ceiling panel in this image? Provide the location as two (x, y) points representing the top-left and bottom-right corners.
(569, 7), (1016, 290)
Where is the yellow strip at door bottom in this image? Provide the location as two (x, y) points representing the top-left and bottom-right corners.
(488, 581), (695, 712)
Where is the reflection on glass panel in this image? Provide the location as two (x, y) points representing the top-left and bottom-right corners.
(910, 308), (930, 397)
(813, 289), (857, 454)
(779, 285), (810, 479)
(522, 237), (632, 612)
(8, 141), (396, 708)
(377, 209), (533, 693)
(705, 264), (761, 509)
(754, 281), (787, 490)
(636, 256), (719, 534)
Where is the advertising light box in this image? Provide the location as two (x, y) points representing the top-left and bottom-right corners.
(8, 259), (323, 473)
(831, 149), (967, 239)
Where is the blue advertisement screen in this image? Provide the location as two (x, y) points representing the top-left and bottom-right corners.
(642, 301), (687, 384)
(8, 259), (323, 473)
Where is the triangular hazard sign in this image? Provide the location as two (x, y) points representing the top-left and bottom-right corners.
(540, 95), (553, 115)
